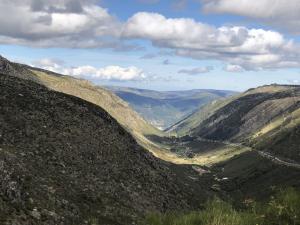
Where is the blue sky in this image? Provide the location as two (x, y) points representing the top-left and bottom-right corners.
(0, 0), (300, 91)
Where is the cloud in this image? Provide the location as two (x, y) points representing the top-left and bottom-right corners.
(223, 64), (244, 73)
(123, 12), (300, 70)
(202, 0), (300, 34)
(178, 66), (213, 75)
(30, 0), (86, 13)
(33, 58), (64, 67)
(140, 50), (174, 59)
(163, 59), (171, 65)
(287, 79), (300, 84)
(172, 0), (188, 11)
(140, 53), (157, 59)
(32, 58), (65, 72)
(136, 0), (160, 4)
(2, 1), (300, 72)
(32, 58), (146, 81)
(64, 65), (146, 81)
(0, 0), (123, 48)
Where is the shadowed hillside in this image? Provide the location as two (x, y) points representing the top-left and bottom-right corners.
(0, 74), (213, 225)
(0, 56), (163, 146)
(211, 151), (300, 200)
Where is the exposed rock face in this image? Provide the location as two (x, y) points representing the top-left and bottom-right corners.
(0, 56), (39, 82)
(0, 74), (210, 225)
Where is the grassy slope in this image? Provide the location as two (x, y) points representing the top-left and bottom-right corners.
(166, 96), (237, 136)
(250, 107), (300, 162)
(30, 70), (169, 158)
(193, 85), (300, 140)
(171, 85), (298, 137)
(168, 84), (300, 164)
(31, 69), (162, 137)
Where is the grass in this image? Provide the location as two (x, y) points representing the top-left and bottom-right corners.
(169, 97), (235, 136)
(143, 188), (300, 225)
(190, 145), (250, 166)
(138, 136), (249, 166)
(252, 104), (300, 140)
(171, 84), (296, 137)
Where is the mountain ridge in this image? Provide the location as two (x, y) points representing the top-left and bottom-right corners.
(0, 56), (164, 149)
(108, 86), (237, 129)
(171, 84), (300, 163)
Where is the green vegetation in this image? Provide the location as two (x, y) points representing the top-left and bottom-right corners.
(143, 188), (300, 225)
(250, 107), (300, 162)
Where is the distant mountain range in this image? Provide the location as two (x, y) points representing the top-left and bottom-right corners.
(107, 86), (237, 129)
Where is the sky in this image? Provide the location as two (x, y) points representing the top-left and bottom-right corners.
(1, 0), (300, 91)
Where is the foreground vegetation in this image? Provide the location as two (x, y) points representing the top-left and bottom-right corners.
(143, 188), (300, 225)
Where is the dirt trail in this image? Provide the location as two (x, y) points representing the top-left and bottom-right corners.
(197, 137), (300, 169)
(257, 151), (300, 169)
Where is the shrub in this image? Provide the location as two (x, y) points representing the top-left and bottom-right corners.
(143, 188), (300, 225)
(264, 188), (300, 225)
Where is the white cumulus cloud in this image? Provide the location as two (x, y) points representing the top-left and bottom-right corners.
(202, 0), (300, 34)
(0, 0), (122, 48)
(123, 12), (300, 70)
(178, 66), (213, 75)
(224, 64), (244, 73)
(32, 58), (146, 81)
(2, 1), (300, 72)
(64, 65), (146, 81)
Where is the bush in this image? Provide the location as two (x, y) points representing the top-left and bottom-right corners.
(144, 198), (261, 225)
(265, 188), (300, 225)
(143, 188), (300, 225)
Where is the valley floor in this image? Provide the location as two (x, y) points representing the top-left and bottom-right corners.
(145, 134), (300, 203)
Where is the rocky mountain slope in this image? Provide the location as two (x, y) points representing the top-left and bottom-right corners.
(166, 96), (237, 135)
(0, 56), (162, 144)
(0, 73), (213, 225)
(172, 85), (300, 162)
(108, 86), (236, 129)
